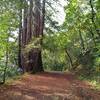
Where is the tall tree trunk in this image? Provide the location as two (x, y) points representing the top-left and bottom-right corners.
(41, 0), (46, 36)
(18, 3), (22, 69)
(21, 0), (45, 73)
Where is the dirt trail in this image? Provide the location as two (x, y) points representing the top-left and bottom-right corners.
(0, 72), (100, 100)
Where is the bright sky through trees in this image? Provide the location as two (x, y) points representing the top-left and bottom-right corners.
(53, 0), (67, 25)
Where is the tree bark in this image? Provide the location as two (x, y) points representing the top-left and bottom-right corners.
(18, 2), (22, 69)
(21, 0), (44, 73)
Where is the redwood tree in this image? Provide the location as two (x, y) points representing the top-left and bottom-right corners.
(19, 0), (46, 73)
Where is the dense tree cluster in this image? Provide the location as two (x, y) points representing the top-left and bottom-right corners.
(0, 0), (100, 84)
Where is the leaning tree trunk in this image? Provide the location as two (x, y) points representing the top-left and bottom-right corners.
(21, 0), (45, 73)
(65, 49), (73, 70)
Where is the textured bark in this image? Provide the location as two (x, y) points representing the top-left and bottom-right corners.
(18, 4), (22, 69)
(20, 0), (45, 73)
(28, 49), (43, 73)
(41, 0), (46, 36)
(21, 1), (28, 72)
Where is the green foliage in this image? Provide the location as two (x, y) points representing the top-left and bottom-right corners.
(0, 0), (100, 84)
(0, 0), (21, 83)
(23, 36), (42, 55)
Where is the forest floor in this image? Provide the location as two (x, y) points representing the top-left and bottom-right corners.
(0, 72), (100, 100)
